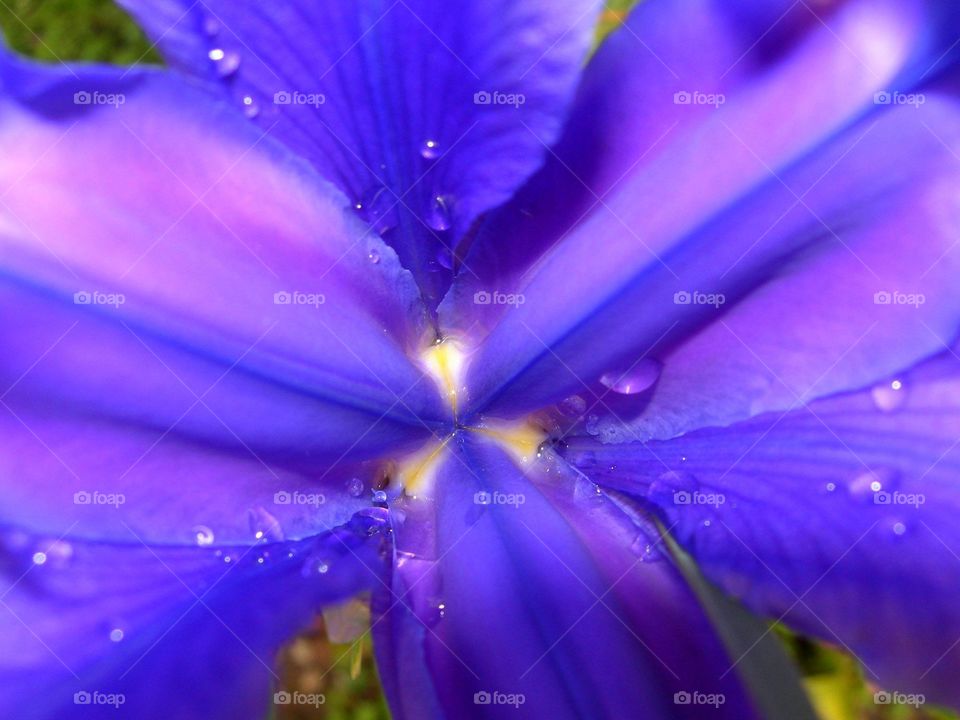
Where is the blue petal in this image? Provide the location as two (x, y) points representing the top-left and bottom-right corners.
(0, 56), (447, 519)
(117, 0), (603, 305)
(566, 349), (960, 708)
(372, 435), (757, 719)
(0, 510), (391, 719)
(461, 88), (960, 424)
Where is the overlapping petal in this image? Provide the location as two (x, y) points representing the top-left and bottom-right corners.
(117, 0), (603, 305)
(566, 349), (960, 708)
(0, 56), (447, 500)
(454, 0), (960, 422)
(0, 510), (390, 720)
(372, 435), (757, 719)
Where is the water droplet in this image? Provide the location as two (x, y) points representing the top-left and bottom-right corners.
(301, 554), (331, 577)
(372, 490), (388, 505)
(208, 48), (241, 78)
(871, 379), (906, 412)
(424, 598), (446, 626)
(192, 525), (216, 547)
(826, 482), (836, 492)
(368, 248), (381, 264)
(248, 507), (284, 542)
(357, 186), (398, 235)
(31, 551), (47, 566)
(702, 519), (712, 527)
(420, 139), (441, 161)
(109, 628), (124, 643)
(241, 95), (259, 119)
(849, 468), (900, 499)
(426, 194), (454, 231)
(347, 477), (365, 497)
(559, 395), (587, 417)
(599, 358), (662, 395)
(892, 521), (907, 536)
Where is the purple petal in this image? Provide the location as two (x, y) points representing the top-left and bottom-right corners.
(0, 511), (391, 719)
(460, 68), (960, 421)
(372, 436), (757, 719)
(0, 58), (446, 486)
(117, 0), (603, 305)
(566, 349), (960, 708)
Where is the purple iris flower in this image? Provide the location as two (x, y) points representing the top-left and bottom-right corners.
(3, 0), (960, 717)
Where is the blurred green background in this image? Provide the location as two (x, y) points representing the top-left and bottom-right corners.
(0, 1), (956, 718)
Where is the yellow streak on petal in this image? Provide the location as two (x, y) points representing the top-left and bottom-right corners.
(419, 340), (466, 416)
(394, 436), (453, 496)
(469, 420), (546, 467)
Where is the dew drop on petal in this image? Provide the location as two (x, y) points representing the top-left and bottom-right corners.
(241, 95), (259, 119)
(109, 628), (125, 643)
(420, 139), (440, 161)
(559, 395), (587, 417)
(426, 194), (454, 231)
(368, 248), (381, 264)
(248, 506), (285, 542)
(372, 490), (388, 505)
(825, 482), (836, 492)
(871, 379), (906, 412)
(347, 477), (365, 498)
(209, 49), (241, 78)
(192, 525), (215, 547)
(31, 551), (47, 566)
(599, 358), (662, 395)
